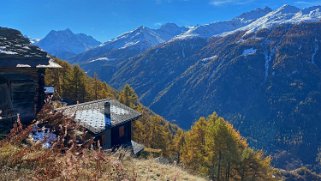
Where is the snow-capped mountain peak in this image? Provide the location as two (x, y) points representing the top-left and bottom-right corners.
(294, 6), (321, 22)
(176, 7), (272, 39)
(302, 5), (321, 14)
(224, 4), (321, 36)
(234, 7), (273, 23)
(243, 4), (300, 31)
(275, 4), (300, 14)
(71, 23), (187, 63)
(155, 23), (188, 41)
(101, 25), (165, 50)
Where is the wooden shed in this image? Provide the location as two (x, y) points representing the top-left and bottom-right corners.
(56, 99), (143, 152)
(0, 27), (61, 130)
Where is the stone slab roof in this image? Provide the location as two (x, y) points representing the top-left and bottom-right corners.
(0, 27), (61, 68)
(56, 99), (141, 134)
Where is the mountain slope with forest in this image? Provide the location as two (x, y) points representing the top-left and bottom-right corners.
(1, 6), (320, 180)
(36, 58), (275, 180)
(106, 5), (321, 169)
(72, 7), (272, 82)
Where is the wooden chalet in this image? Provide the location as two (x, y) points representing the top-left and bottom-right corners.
(0, 27), (61, 129)
(56, 99), (143, 152)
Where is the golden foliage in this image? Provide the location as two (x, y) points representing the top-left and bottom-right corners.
(43, 59), (276, 180)
(45, 58), (117, 103)
(176, 113), (276, 181)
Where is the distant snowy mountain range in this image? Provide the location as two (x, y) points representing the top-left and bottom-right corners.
(70, 23), (187, 63)
(66, 23), (188, 81)
(34, 4), (321, 64)
(178, 6), (273, 38)
(224, 5), (321, 36)
(35, 29), (101, 59)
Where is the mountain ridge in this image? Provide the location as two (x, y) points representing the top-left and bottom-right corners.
(35, 29), (101, 59)
(70, 23), (187, 63)
(223, 5), (321, 36)
(68, 23), (187, 81)
(178, 6), (272, 38)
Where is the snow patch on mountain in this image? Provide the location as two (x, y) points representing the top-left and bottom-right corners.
(182, 48), (186, 58)
(201, 55), (218, 62)
(295, 6), (321, 22)
(264, 49), (275, 81)
(177, 7), (272, 39)
(224, 5), (321, 36)
(120, 41), (141, 49)
(155, 23), (188, 40)
(242, 48), (257, 56)
(99, 27), (158, 52)
(72, 23), (187, 64)
(312, 38), (319, 64)
(89, 57), (112, 63)
(30, 38), (40, 44)
(102, 26), (167, 50)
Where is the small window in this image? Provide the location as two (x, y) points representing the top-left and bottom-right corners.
(119, 126), (125, 138)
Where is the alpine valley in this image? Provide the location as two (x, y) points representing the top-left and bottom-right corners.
(35, 4), (321, 170)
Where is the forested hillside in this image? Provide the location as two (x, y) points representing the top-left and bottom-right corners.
(107, 22), (321, 170)
(45, 59), (117, 103)
(40, 5), (321, 171)
(43, 58), (276, 180)
(63, 6), (321, 170)
(45, 58), (180, 156)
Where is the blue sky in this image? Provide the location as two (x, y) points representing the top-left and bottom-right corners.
(0, 0), (320, 42)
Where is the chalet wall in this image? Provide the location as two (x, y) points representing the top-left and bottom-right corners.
(0, 68), (45, 123)
(102, 128), (112, 149)
(111, 121), (132, 147)
(0, 80), (12, 114)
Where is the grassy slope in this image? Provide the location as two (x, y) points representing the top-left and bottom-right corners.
(0, 101), (202, 181)
(129, 159), (206, 181)
(0, 143), (205, 181)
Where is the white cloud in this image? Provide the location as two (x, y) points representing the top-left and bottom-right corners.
(210, 0), (254, 6)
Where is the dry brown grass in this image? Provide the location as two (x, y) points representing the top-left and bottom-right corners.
(0, 143), (206, 181)
(0, 103), (205, 181)
(126, 159), (207, 181)
(0, 144), (135, 180)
